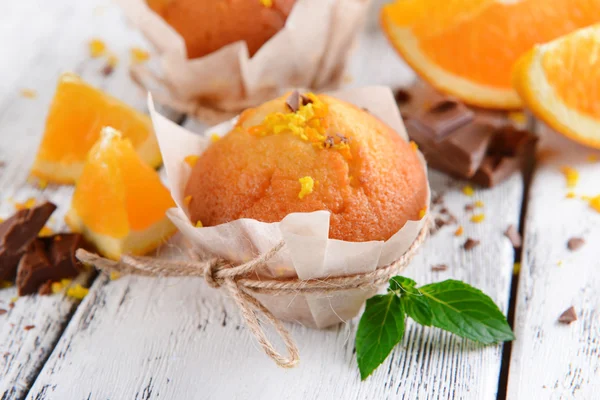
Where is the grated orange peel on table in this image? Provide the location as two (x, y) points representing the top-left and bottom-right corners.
(380, 0), (600, 109)
(31, 73), (162, 184)
(65, 127), (176, 260)
(513, 24), (600, 149)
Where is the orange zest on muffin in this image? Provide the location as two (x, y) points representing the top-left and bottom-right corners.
(184, 91), (428, 242)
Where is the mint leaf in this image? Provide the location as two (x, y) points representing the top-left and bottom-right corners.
(417, 280), (515, 344)
(355, 293), (405, 380)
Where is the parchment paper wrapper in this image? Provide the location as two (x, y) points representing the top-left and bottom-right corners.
(149, 86), (430, 328)
(119, 0), (371, 124)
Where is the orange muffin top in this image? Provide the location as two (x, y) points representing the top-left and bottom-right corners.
(147, 0), (296, 59)
(184, 92), (428, 242)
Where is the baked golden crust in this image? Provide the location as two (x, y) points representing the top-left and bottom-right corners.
(148, 0), (296, 59)
(185, 93), (428, 242)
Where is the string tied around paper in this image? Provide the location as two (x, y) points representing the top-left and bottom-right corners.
(76, 220), (429, 369)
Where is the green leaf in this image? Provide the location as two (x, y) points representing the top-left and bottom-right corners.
(417, 280), (515, 344)
(355, 293), (405, 380)
(389, 276), (433, 326)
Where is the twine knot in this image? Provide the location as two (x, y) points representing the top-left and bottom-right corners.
(76, 221), (428, 369)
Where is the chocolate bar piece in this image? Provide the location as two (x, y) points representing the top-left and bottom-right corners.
(396, 82), (537, 187)
(16, 234), (84, 296)
(0, 202), (56, 281)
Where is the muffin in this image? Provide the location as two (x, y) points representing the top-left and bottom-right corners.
(184, 92), (428, 242)
(147, 0), (297, 59)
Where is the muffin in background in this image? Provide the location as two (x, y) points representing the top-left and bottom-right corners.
(184, 92), (428, 242)
(147, 0), (297, 59)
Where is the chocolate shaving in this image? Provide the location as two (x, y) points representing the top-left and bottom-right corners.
(567, 237), (585, 251)
(394, 89), (411, 104)
(463, 238), (480, 250)
(558, 306), (577, 324)
(504, 225), (522, 249)
(285, 90), (301, 112)
(0, 309), (6, 315)
(300, 94), (313, 106)
(431, 264), (448, 272)
(23, 325), (35, 331)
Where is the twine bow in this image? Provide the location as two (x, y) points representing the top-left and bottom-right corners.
(76, 221), (428, 368)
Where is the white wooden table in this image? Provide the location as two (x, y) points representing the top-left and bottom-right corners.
(1, 1), (598, 399)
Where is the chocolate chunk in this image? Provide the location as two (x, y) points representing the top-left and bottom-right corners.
(558, 306), (577, 324)
(431, 264), (448, 272)
(567, 237), (585, 251)
(285, 90), (300, 112)
(0, 309), (6, 315)
(0, 202), (56, 281)
(394, 89), (411, 105)
(504, 225), (522, 249)
(463, 238), (480, 250)
(398, 82), (537, 187)
(16, 234), (83, 296)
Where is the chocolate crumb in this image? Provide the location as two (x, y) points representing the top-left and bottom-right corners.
(446, 214), (458, 225)
(361, 107), (370, 113)
(394, 89), (411, 104)
(464, 203), (475, 212)
(463, 238), (480, 250)
(285, 90), (300, 112)
(101, 64), (114, 77)
(504, 225), (522, 249)
(0, 309), (7, 315)
(567, 237), (585, 251)
(434, 218), (447, 230)
(432, 193), (445, 205)
(23, 325), (35, 331)
(431, 264), (448, 272)
(324, 136), (334, 149)
(8, 302), (14, 309)
(429, 99), (458, 114)
(558, 306), (577, 324)
(440, 208), (449, 214)
(337, 134), (349, 145)
(300, 94), (313, 106)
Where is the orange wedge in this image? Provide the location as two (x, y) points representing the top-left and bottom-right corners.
(381, 0), (600, 109)
(513, 24), (600, 149)
(66, 127), (176, 260)
(31, 73), (161, 184)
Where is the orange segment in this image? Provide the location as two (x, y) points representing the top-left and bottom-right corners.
(66, 128), (176, 260)
(31, 73), (162, 184)
(513, 24), (600, 149)
(381, 0), (600, 109)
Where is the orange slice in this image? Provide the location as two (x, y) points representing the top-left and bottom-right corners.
(31, 73), (161, 184)
(381, 0), (600, 109)
(513, 24), (600, 149)
(65, 127), (176, 260)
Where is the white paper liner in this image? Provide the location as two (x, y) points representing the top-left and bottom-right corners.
(119, 0), (371, 122)
(149, 86), (430, 328)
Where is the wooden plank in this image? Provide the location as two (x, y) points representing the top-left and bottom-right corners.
(26, 16), (523, 399)
(507, 125), (600, 399)
(0, 1), (159, 398)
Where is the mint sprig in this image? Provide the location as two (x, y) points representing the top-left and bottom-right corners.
(356, 276), (515, 380)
